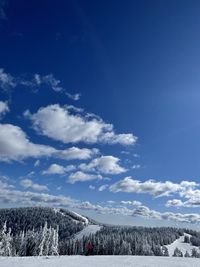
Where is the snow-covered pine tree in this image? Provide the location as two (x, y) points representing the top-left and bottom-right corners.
(48, 226), (59, 255)
(0, 221), (12, 256)
(38, 222), (48, 256)
(162, 246), (169, 256)
(173, 247), (183, 257)
(184, 251), (190, 257)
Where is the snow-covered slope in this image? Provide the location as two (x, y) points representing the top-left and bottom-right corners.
(165, 233), (200, 256)
(54, 209), (89, 225)
(69, 211), (89, 225)
(0, 256), (200, 267)
(73, 225), (101, 240)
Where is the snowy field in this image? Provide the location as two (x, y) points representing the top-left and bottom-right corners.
(0, 256), (200, 267)
(165, 233), (200, 256)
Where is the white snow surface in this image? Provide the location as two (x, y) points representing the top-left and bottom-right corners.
(165, 233), (200, 256)
(53, 208), (89, 225)
(0, 256), (200, 267)
(73, 224), (101, 240)
(70, 211), (89, 225)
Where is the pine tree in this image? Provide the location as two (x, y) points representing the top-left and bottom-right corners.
(184, 251), (190, 257)
(38, 222), (48, 256)
(173, 247), (183, 257)
(162, 246), (169, 256)
(0, 222), (12, 256)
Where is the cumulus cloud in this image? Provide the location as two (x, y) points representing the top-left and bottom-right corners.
(0, 123), (98, 162)
(58, 147), (99, 160)
(0, 123), (56, 162)
(42, 163), (76, 175)
(110, 177), (198, 198)
(24, 104), (136, 145)
(79, 156), (126, 175)
(166, 188), (200, 208)
(20, 179), (48, 191)
(0, 101), (9, 118)
(68, 171), (102, 184)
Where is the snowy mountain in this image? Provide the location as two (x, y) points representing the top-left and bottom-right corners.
(0, 207), (91, 240)
(1, 207), (200, 258)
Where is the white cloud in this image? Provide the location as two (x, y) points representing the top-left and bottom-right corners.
(0, 101), (9, 118)
(34, 160), (40, 167)
(166, 199), (184, 207)
(0, 123), (56, 162)
(0, 68), (80, 100)
(68, 171), (102, 184)
(25, 104), (136, 145)
(98, 184), (109, 192)
(110, 177), (198, 198)
(132, 205), (200, 224)
(0, 123), (98, 162)
(132, 164), (141, 169)
(0, 179), (200, 224)
(33, 74), (80, 100)
(34, 73), (63, 92)
(0, 69), (16, 90)
(65, 92), (81, 101)
(20, 179), (48, 191)
(42, 163), (76, 175)
(58, 147), (99, 160)
(0, 187), (76, 208)
(89, 185), (95, 190)
(166, 188), (200, 208)
(121, 200), (142, 206)
(79, 156), (126, 175)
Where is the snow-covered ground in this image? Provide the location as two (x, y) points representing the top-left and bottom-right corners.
(0, 256), (200, 267)
(73, 225), (101, 240)
(165, 233), (200, 256)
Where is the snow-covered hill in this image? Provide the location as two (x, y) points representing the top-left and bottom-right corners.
(0, 256), (200, 267)
(165, 233), (200, 256)
(73, 225), (101, 240)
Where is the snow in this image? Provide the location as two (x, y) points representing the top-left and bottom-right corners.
(53, 208), (89, 225)
(73, 225), (101, 240)
(0, 256), (200, 267)
(69, 211), (89, 225)
(165, 233), (200, 256)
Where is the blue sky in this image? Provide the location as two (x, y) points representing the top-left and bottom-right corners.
(1, 0), (200, 228)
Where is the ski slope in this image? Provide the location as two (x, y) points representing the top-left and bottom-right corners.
(73, 225), (101, 240)
(0, 256), (200, 267)
(165, 233), (200, 256)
